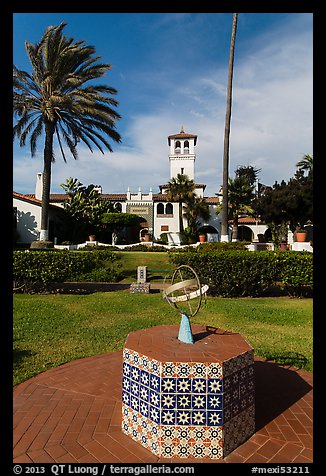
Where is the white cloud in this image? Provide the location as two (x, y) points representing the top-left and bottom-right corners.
(13, 14), (312, 198)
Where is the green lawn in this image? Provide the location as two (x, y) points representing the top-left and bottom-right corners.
(115, 251), (175, 282)
(13, 291), (313, 386)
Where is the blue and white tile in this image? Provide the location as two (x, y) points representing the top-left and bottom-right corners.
(177, 394), (192, 409)
(207, 410), (223, 426)
(149, 373), (161, 392)
(207, 378), (223, 394)
(207, 394), (223, 410)
(191, 394), (206, 410)
(161, 409), (176, 425)
(191, 378), (207, 394)
(162, 393), (176, 409)
(191, 411), (206, 426)
(149, 389), (160, 408)
(161, 377), (177, 393)
(176, 410), (192, 426)
(140, 369), (150, 387)
(139, 384), (149, 402)
(176, 378), (191, 393)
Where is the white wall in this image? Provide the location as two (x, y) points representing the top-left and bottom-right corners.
(153, 202), (180, 239)
(14, 197), (41, 243)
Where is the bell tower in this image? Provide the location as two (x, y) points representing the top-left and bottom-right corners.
(167, 126), (197, 181)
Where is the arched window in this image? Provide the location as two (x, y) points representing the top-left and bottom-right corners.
(175, 140), (181, 154)
(157, 203), (164, 215)
(166, 203), (173, 215)
(184, 140), (189, 154)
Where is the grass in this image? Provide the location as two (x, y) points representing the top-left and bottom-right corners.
(13, 291), (313, 386)
(114, 251), (174, 282)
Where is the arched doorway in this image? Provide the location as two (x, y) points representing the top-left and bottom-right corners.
(238, 225), (253, 242)
(139, 217), (149, 242)
(198, 225), (219, 242)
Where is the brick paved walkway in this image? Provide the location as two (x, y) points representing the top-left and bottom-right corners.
(13, 351), (313, 464)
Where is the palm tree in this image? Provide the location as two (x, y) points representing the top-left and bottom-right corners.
(296, 154), (313, 175)
(183, 196), (211, 238)
(165, 173), (195, 233)
(228, 176), (255, 241)
(221, 13), (238, 242)
(13, 22), (121, 242)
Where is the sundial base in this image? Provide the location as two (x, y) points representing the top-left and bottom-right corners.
(178, 314), (194, 344)
(121, 324), (255, 459)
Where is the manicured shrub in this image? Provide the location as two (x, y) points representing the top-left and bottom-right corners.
(196, 241), (249, 252)
(13, 249), (120, 287)
(169, 250), (313, 297)
(275, 251), (313, 296)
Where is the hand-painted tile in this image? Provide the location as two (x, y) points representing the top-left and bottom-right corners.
(149, 373), (161, 392)
(161, 409), (176, 425)
(140, 369), (150, 387)
(191, 394), (206, 410)
(161, 378), (176, 393)
(207, 362), (223, 379)
(177, 394), (192, 409)
(207, 394), (222, 410)
(176, 378), (191, 393)
(162, 362), (177, 377)
(162, 393), (176, 409)
(207, 410), (223, 426)
(149, 389), (160, 408)
(191, 378), (207, 393)
(176, 410), (192, 426)
(207, 378), (223, 394)
(191, 411), (206, 426)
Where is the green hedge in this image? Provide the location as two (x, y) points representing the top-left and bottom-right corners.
(13, 249), (120, 285)
(169, 250), (313, 297)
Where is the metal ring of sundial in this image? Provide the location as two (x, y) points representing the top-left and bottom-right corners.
(163, 264), (209, 318)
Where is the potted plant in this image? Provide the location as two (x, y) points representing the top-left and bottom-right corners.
(199, 233), (206, 243)
(295, 228), (307, 242)
(144, 232), (152, 242)
(89, 234), (96, 242)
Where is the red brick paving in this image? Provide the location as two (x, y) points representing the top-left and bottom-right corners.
(13, 350), (313, 463)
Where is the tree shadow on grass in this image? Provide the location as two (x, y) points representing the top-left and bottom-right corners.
(254, 359), (312, 432)
(13, 348), (35, 366)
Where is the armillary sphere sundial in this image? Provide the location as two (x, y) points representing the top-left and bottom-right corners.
(163, 265), (209, 344)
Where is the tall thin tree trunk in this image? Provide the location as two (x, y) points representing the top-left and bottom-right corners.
(40, 122), (55, 241)
(179, 201), (184, 233)
(232, 214), (239, 242)
(221, 13), (238, 242)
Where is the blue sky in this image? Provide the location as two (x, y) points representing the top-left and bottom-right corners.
(13, 13), (313, 197)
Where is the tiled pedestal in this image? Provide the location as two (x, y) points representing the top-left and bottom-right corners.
(121, 325), (255, 459)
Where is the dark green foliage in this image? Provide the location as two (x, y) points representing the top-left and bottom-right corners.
(13, 249), (120, 288)
(169, 250), (313, 297)
(196, 241), (249, 252)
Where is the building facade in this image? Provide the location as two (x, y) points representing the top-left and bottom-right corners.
(14, 128), (274, 245)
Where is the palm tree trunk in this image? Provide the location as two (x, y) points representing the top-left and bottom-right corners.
(40, 122), (55, 241)
(179, 201), (184, 233)
(232, 214), (239, 242)
(221, 13), (238, 242)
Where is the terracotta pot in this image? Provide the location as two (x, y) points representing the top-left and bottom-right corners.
(295, 231), (307, 243)
(199, 234), (206, 243)
(144, 233), (151, 242)
(279, 242), (288, 250)
(89, 235), (96, 242)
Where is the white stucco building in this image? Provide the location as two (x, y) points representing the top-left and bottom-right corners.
(14, 127), (278, 245)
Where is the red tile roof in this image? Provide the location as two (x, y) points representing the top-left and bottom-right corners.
(13, 192), (61, 209)
(168, 128), (197, 145)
